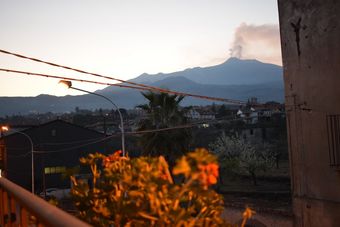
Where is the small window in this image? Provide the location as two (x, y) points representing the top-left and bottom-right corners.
(56, 166), (66, 173)
(44, 166), (66, 174)
(327, 115), (340, 168)
(51, 129), (56, 137)
(60, 166), (66, 173)
(56, 166), (62, 173)
(44, 167), (51, 174)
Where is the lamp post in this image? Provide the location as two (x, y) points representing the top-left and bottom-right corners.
(59, 80), (126, 156)
(0, 126), (9, 177)
(0, 126), (34, 194)
(16, 131), (35, 194)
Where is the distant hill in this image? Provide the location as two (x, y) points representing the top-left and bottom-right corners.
(132, 57), (282, 85)
(0, 58), (284, 116)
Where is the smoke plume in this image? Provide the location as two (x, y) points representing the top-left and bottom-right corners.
(229, 23), (282, 65)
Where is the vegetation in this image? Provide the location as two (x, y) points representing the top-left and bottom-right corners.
(137, 92), (191, 165)
(209, 133), (274, 185)
(70, 149), (254, 226)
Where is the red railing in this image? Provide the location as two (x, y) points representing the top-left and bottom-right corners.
(0, 176), (91, 227)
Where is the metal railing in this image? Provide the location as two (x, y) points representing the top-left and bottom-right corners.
(0, 175), (91, 227)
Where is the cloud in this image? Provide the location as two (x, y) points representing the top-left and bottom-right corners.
(230, 23), (282, 65)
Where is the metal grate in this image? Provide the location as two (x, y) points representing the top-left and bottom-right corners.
(326, 115), (340, 168)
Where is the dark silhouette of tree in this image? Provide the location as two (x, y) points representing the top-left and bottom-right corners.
(217, 104), (232, 118)
(137, 92), (191, 165)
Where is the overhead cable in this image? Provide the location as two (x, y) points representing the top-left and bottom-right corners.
(0, 67), (245, 104)
(0, 68), (150, 91)
(0, 49), (245, 104)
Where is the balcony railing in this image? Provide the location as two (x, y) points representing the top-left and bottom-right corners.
(0, 174), (91, 227)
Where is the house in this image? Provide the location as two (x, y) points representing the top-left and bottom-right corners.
(184, 108), (216, 121)
(237, 109), (259, 124)
(0, 120), (113, 193)
(237, 100), (285, 124)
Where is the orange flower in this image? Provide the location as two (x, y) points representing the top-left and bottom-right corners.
(102, 150), (122, 167)
(243, 207), (255, 219)
(207, 163), (219, 178)
(198, 163), (219, 187)
(158, 165), (171, 182)
(173, 157), (191, 178)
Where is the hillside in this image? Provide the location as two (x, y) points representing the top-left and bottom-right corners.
(0, 58), (284, 116)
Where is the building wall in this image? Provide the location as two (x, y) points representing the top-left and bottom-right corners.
(278, 0), (340, 226)
(4, 120), (110, 192)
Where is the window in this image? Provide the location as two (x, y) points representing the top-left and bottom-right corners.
(45, 168), (51, 174)
(44, 166), (66, 174)
(51, 129), (56, 137)
(326, 115), (340, 168)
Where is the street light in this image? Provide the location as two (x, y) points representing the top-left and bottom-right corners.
(16, 131), (34, 194)
(0, 126), (9, 177)
(59, 80), (126, 156)
(15, 131), (35, 194)
(1, 126), (9, 134)
(1, 126), (34, 194)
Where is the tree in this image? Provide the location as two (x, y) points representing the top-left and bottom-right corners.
(137, 92), (191, 165)
(211, 103), (217, 113)
(216, 104), (231, 118)
(209, 132), (244, 184)
(209, 133), (273, 185)
(238, 142), (273, 186)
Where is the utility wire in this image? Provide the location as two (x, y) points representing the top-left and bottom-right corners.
(7, 114), (262, 156)
(39, 137), (110, 146)
(34, 136), (114, 154)
(6, 115), (264, 156)
(5, 116), (234, 152)
(0, 68), (150, 91)
(0, 68), (245, 104)
(7, 152), (32, 158)
(0, 49), (246, 105)
(30, 117), (240, 155)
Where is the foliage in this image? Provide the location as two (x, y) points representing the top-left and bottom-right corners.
(209, 133), (274, 185)
(70, 149), (243, 227)
(209, 132), (242, 176)
(216, 105), (232, 118)
(137, 92), (191, 165)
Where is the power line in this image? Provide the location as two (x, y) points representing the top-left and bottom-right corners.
(0, 68), (150, 91)
(6, 114), (267, 156)
(33, 136), (114, 154)
(0, 67), (245, 104)
(7, 152), (31, 158)
(0, 49), (246, 105)
(39, 137), (112, 146)
(7, 118), (227, 155)
(32, 117), (239, 155)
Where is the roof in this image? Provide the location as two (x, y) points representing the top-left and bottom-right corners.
(1, 119), (105, 139)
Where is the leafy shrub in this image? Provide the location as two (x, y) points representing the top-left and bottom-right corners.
(70, 149), (247, 226)
(210, 133), (274, 185)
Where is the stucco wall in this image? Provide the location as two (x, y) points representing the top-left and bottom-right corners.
(278, 0), (340, 226)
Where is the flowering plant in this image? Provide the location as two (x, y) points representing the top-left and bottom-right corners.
(71, 148), (251, 226)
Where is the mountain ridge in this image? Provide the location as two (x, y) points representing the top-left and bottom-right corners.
(131, 57), (282, 85)
(0, 58), (284, 116)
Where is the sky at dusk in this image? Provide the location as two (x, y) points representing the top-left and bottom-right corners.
(0, 0), (280, 97)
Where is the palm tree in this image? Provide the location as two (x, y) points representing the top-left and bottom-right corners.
(137, 92), (191, 164)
